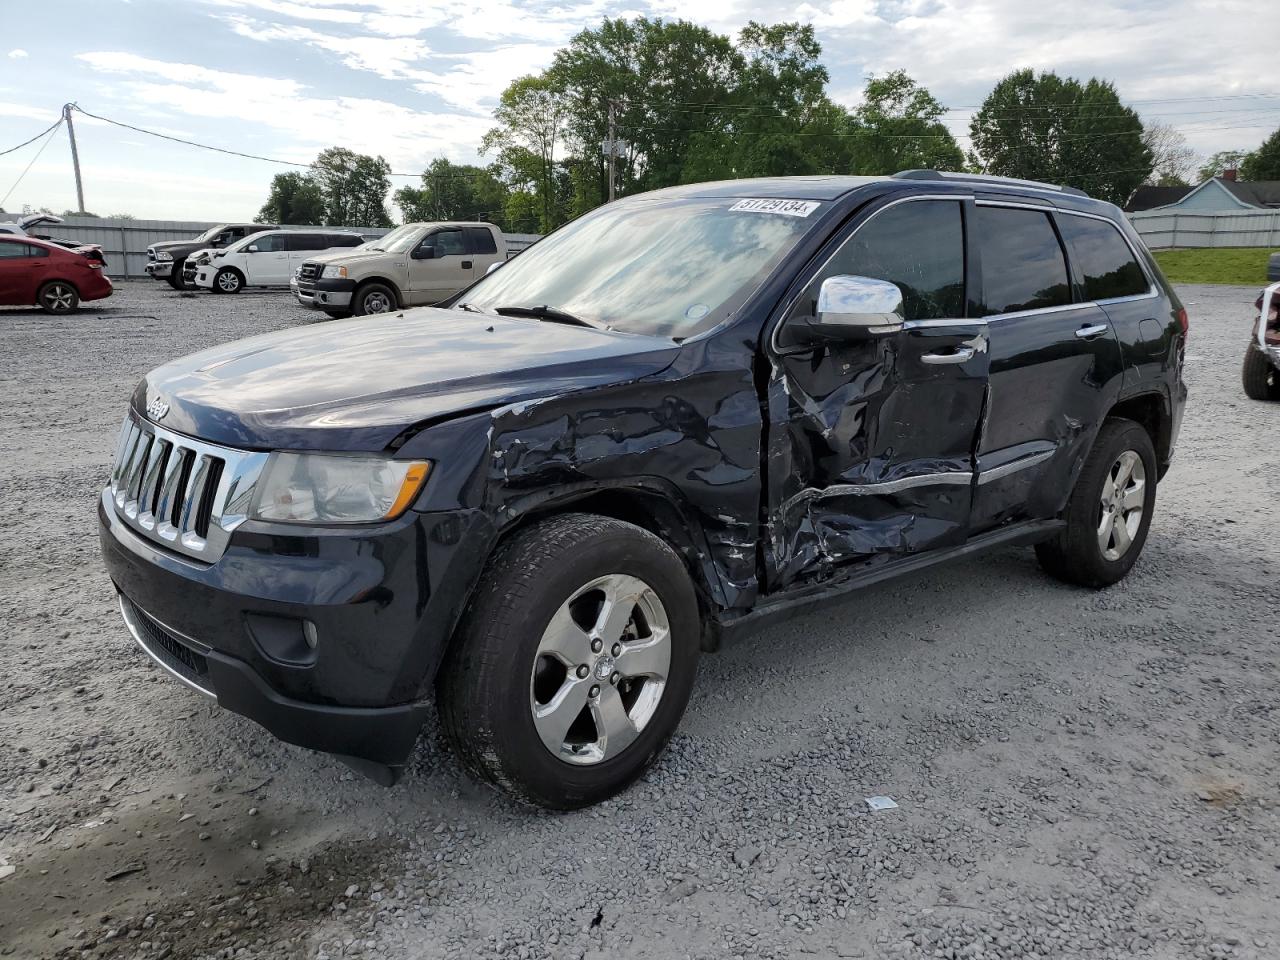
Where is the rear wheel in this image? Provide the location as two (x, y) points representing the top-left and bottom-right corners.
(213, 268), (244, 294)
(438, 514), (700, 809)
(166, 260), (187, 290)
(1036, 418), (1157, 588)
(1242, 343), (1280, 401)
(38, 280), (79, 313)
(352, 282), (397, 316)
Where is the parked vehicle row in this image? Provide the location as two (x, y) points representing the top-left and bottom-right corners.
(184, 230), (364, 293)
(145, 223), (275, 289)
(100, 171), (1188, 809)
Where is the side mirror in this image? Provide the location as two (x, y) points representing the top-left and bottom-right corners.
(800, 275), (904, 342)
(411, 246), (435, 260)
(485, 261), (503, 275)
(246, 244), (259, 253)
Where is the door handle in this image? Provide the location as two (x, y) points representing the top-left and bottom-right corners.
(461, 260), (473, 269)
(1075, 323), (1109, 340)
(921, 345), (975, 364)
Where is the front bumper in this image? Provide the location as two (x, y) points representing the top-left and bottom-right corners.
(294, 277), (355, 310)
(98, 490), (491, 780)
(145, 260), (173, 279)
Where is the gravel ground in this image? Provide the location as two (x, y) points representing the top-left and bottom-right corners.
(1, 281), (1278, 960)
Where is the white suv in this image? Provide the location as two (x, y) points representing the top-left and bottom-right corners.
(193, 229), (364, 293)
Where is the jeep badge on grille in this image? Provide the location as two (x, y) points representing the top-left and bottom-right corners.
(146, 395), (170, 421)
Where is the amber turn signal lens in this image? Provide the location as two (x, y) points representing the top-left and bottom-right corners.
(386, 461), (431, 519)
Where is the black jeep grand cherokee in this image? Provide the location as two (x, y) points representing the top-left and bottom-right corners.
(100, 171), (1187, 808)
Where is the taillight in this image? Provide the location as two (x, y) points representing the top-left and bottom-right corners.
(1176, 307), (1188, 337)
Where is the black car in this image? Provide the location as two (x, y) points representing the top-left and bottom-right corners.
(99, 171), (1188, 808)
(144, 223), (277, 290)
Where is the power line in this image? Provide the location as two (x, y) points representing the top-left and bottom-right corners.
(0, 118), (64, 208)
(0, 117), (64, 158)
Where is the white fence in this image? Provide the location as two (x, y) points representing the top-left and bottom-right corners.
(1128, 209), (1280, 250)
(30, 216), (540, 278)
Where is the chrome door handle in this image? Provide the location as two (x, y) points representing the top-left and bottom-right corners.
(1075, 323), (1109, 340)
(921, 345), (975, 364)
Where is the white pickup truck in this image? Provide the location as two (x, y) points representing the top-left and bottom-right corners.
(291, 221), (507, 317)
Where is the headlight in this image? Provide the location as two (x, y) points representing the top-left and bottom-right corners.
(321, 265), (348, 279)
(250, 453), (430, 524)
(155, 251), (173, 261)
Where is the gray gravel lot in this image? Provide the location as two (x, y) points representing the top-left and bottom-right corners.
(1, 281), (1278, 960)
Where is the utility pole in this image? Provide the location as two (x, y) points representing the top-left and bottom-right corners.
(64, 103), (86, 214)
(606, 99), (617, 203)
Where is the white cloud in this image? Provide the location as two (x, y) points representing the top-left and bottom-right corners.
(7, 49), (29, 59)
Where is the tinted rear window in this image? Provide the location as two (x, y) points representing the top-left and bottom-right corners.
(332, 234), (363, 247)
(465, 226), (498, 255)
(285, 233), (326, 251)
(976, 207), (1072, 315)
(1056, 215), (1149, 300)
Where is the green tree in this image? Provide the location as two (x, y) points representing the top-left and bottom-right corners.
(683, 23), (849, 181)
(1240, 128), (1280, 181)
(393, 158), (509, 226)
(969, 69), (1151, 205)
(1197, 150), (1248, 181)
(257, 172), (326, 224)
(848, 70), (963, 174)
(481, 76), (566, 233)
(309, 147), (393, 227)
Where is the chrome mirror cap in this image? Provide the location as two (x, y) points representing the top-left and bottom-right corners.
(816, 275), (905, 335)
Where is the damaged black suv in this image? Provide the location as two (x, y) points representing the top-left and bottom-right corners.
(100, 172), (1188, 808)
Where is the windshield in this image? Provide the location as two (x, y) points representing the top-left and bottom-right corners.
(370, 224), (424, 253)
(195, 225), (227, 243)
(461, 196), (824, 338)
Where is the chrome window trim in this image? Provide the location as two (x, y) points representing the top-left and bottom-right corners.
(771, 193), (967, 353)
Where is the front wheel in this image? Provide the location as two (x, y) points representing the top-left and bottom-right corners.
(1242, 343), (1280, 401)
(213, 268), (244, 294)
(166, 261), (187, 289)
(38, 280), (79, 313)
(1036, 418), (1157, 588)
(352, 282), (397, 316)
(438, 514), (700, 809)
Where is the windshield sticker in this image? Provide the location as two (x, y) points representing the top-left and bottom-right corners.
(685, 303), (710, 321)
(729, 198), (821, 217)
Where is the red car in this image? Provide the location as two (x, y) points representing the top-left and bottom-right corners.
(0, 235), (113, 312)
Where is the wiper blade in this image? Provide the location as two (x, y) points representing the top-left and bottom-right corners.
(493, 304), (602, 329)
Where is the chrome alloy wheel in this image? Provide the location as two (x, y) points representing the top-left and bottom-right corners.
(530, 573), (671, 765)
(216, 270), (241, 292)
(1097, 449), (1146, 561)
(43, 283), (75, 312)
(362, 290), (392, 313)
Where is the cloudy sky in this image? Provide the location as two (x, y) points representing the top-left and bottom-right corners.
(2, 0), (1277, 221)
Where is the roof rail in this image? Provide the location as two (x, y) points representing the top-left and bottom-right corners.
(892, 169), (1089, 199)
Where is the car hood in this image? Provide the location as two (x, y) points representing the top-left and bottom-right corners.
(301, 247), (396, 266)
(150, 239), (206, 255)
(133, 307), (681, 451)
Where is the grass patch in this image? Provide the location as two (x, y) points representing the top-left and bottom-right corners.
(1152, 247), (1275, 285)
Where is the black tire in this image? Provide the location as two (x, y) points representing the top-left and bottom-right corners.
(323, 310), (352, 320)
(1036, 418), (1158, 588)
(37, 280), (79, 314)
(351, 282), (397, 316)
(166, 261), (187, 290)
(1242, 343), (1280, 401)
(438, 514), (700, 809)
(213, 268), (244, 294)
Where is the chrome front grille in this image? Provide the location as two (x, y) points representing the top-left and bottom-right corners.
(107, 414), (268, 562)
(298, 262), (320, 284)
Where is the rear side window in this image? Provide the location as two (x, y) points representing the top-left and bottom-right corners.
(1055, 215), (1150, 300)
(465, 226), (497, 255)
(331, 234), (363, 247)
(285, 233), (325, 251)
(812, 199), (965, 321)
(976, 207), (1072, 315)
